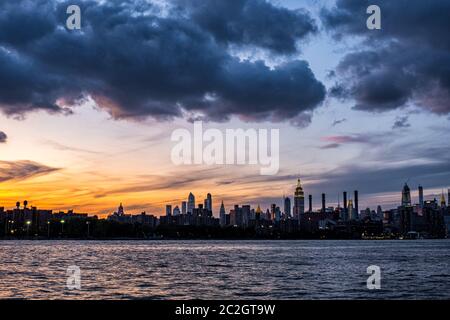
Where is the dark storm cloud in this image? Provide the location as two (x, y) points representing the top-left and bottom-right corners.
(0, 0), (325, 124)
(0, 131), (7, 143)
(0, 160), (60, 182)
(322, 0), (450, 115)
(176, 0), (318, 54)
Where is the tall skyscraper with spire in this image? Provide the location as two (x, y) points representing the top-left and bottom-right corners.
(117, 203), (124, 216)
(187, 192), (195, 214)
(219, 201), (226, 226)
(401, 183), (411, 206)
(293, 178), (305, 220)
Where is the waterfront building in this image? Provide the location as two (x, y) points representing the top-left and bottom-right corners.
(187, 193), (195, 214)
(206, 193), (212, 213)
(219, 201), (226, 226)
(419, 185), (424, 207)
(284, 197), (291, 218)
(321, 193), (326, 212)
(402, 183), (412, 206)
(166, 205), (172, 217)
(293, 178), (305, 220)
(440, 191), (446, 208)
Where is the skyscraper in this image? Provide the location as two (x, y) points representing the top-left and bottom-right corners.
(206, 193), (212, 213)
(354, 190), (359, 215)
(347, 199), (353, 221)
(187, 193), (195, 214)
(448, 189), (450, 207)
(419, 185), (424, 207)
(293, 178), (305, 220)
(173, 206), (180, 216)
(284, 197), (291, 218)
(271, 204), (276, 221)
(166, 205), (172, 217)
(308, 195), (312, 212)
(440, 191), (446, 207)
(343, 191), (347, 213)
(117, 203), (124, 216)
(181, 201), (187, 215)
(402, 183), (411, 206)
(321, 193), (326, 212)
(219, 201), (226, 226)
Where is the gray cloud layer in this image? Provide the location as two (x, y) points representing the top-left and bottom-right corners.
(322, 0), (450, 115)
(0, 0), (325, 124)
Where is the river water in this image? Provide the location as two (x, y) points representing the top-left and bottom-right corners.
(0, 240), (449, 299)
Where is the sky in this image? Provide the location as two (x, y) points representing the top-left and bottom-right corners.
(0, 0), (449, 217)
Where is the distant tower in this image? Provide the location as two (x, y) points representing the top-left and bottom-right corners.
(270, 204), (276, 221)
(24, 200), (28, 209)
(187, 192), (195, 214)
(354, 190), (359, 215)
(166, 204), (172, 217)
(440, 191), (446, 208)
(401, 183), (411, 206)
(173, 206), (180, 216)
(418, 185), (424, 208)
(284, 197), (291, 218)
(206, 193), (212, 213)
(293, 178), (305, 220)
(308, 195), (312, 212)
(347, 199), (354, 220)
(219, 201), (226, 226)
(321, 193), (326, 212)
(16, 201), (20, 209)
(255, 204), (262, 220)
(343, 191), (348, 214)
(181, 201), (187, 215)
(118, 203), (124, 216)
(377, 205), (383, 219)
(448, 189), (450, 207)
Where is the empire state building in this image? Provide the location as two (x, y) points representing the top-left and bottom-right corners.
(293, 178), (305, 220)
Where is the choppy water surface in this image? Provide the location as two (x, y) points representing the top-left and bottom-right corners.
(0, 240), (449, 299)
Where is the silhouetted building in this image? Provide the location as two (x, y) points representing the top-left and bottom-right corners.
(219, 201), (226, 226)
(284, 197), (291, 218)
(166, 205), (172, 217)
(321, 193), (326, 212)
(440, 191), (446, 208)
(419, 185), (424, 208)
(402, 183), (411, 206)
(308, 195), (312, 213)
(343, 191), (347, 214)
(205, 193), (212, 213)
(354, 190), (359, 216)
(293, 178), (305, 220)
(187, 193), (195, 214)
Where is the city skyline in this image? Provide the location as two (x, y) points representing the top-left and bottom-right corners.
(1, 0), (450, 216)
(1, 180), (449, 219)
